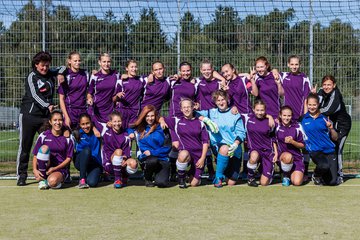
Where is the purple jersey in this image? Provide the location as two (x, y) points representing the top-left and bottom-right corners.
(115, 76), (146, 111)
(102, 127), (131, 164)
(32, 130), (74, 168)
(228, 76), (253, 114)
(169, 78), (198, 117)
(58, 68), (89, 109)
(256, 72), (280, 118)
(88, 70), (119, 123)
(195, 77), (221, 110)
(141, 76), (171, 111)
(164, 116), (209, 154)
(275, 122), (304, 159)
(281, 72), (311, 121)
(244, 114), (275, 152)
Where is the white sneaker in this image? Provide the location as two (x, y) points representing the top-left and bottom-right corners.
(38, 180), (49, 190)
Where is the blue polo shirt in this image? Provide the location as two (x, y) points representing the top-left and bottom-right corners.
(301, 112), (335, 154)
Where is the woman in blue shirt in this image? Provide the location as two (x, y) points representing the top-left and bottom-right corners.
(132, 105), (171, 187)
(73, 113), (102, 188)
(301, 93), (338, 186)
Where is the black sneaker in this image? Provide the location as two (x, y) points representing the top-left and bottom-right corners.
(178, 178), (187, 189)
(247, 178), (258, 187)
(145, 180), (155, 187)
(311, 175), (323, 186)
(17, 177), (26, 186)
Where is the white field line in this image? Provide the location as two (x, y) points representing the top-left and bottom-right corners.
(0, 138), (17, 143)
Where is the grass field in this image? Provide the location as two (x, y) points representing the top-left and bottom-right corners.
(1, 179), (360, 240)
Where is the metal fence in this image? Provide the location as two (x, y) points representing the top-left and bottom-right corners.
(0, 0), (359, 171)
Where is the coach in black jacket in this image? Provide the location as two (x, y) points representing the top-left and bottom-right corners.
(16, 51), (64, 186)
(318, 75), (352, 184)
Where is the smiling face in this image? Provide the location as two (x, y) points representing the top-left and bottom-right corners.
(35, 61), (50, 75)
(215, 95), (228, 111)
(307, 97), (319, 115)
(287, 57), (300, 74)
(280, 108), (292, 126)
(254, 103), (266, 119)
(111, 115), (122, 132)
(126, 62), (138, 77)
(49, 113), (63, 132)
(180, 100), (194, 118)
(98, 56), (111, 73)
(322, 79), (336, 94)
(145, 110), (156, 126)
(152, 62), (165, 79)
(200, 63), (213, 80)
(221, 64), (236, 81)
(180, 65), (192, 80)
(68, 54), (81, 72)
(255, 60), (268, 76)
(79, 116), (92, 134)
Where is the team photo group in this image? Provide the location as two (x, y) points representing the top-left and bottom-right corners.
(16, 50), (352, 189)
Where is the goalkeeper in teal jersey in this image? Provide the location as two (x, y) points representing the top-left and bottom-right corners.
(197, 90), (246, 187)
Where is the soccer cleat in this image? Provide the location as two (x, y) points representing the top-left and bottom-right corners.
(78, 178), (89, 189)
(114, 179), (123, 189)
(311, 174), (323, 186)
(213, 177), (223, 188)
(178, 178), (187, 189)
(38, 180), (49, 190)
(282, 177), (291, 187)
(247, 178), (258, 187)
(337, 176), (344, 185)
(145, 180), (155, 187)
(17, 177), (26, 186)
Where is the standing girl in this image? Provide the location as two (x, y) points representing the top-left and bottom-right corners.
(87, 53), (119, 131)
(244, 100), (278, 187)
(161, 99), (209, 188)
(32, 110), (74, 189)
(132, 105), (171, 187)
(254, 56), (284, 119)
(58, 51), (89, 130)
(301, 93), (338, 186)
(140, 61), (171, 112)
(73, 113), (102, 188)
(276, 106), (305, 186)
(114, 59), (146, 129)
(280, 55), (311, 121)
(102, 111), (138, 188)
(169, 62), (198, 117)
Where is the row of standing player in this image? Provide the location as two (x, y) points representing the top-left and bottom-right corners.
(17, 51), (351, 188)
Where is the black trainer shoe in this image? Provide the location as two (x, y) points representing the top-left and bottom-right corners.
(311, 175), (323, 186)
(247, 178), (258, 187)
(17, 177), (26, 186)
(145, 180), (155, 187)
(178, 178), (187, 189)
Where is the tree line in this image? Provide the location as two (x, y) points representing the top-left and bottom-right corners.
(0, 0), (359, 106)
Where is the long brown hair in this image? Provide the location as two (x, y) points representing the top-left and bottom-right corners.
(39, 110), (64, 133)
(132, 105), (159, 139)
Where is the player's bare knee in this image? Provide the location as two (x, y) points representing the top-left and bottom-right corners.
(249, 150), (259, 164)
(280, 152), (293, 164)
(126, 158), (137, 169)
(114, 149), (123, 156)
(178, 150), (190, 163)
(219, 145), (229, 156)
(40, 145), (49, 153)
